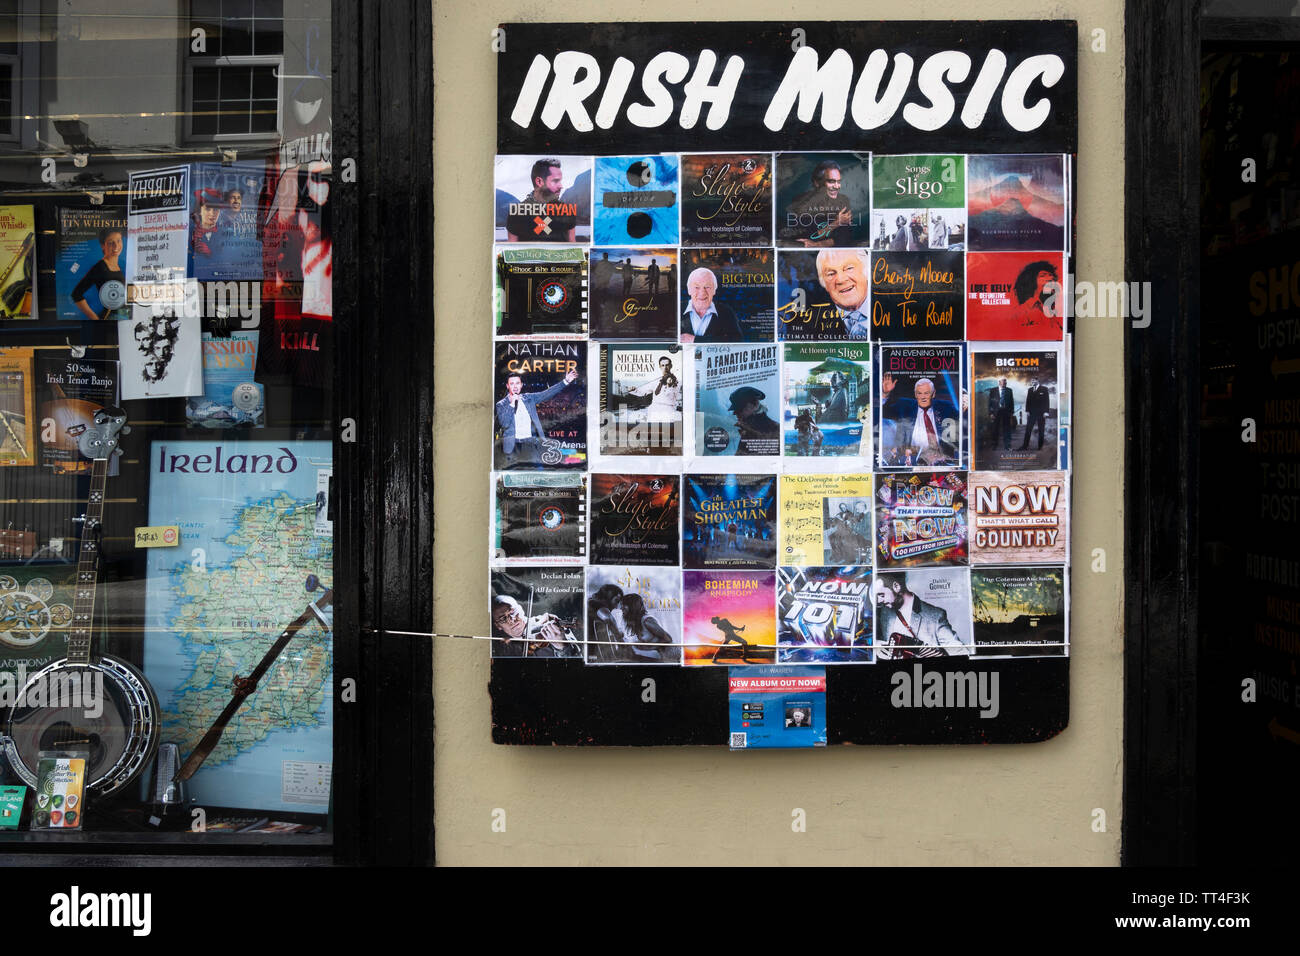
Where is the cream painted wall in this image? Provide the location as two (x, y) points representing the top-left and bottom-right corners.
(433, 1), (1125, 865)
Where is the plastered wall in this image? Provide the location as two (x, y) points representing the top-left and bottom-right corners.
(432, 0), (1125, 865)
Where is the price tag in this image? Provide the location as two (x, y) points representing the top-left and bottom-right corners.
(134, 525), (179, 548)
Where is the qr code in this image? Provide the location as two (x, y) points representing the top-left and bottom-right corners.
(729, 732), (747, 749)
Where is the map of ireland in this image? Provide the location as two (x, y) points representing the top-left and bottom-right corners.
(145, 440), (333, 813)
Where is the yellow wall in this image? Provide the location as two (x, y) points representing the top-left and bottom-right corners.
(433, 1), (1125, 865)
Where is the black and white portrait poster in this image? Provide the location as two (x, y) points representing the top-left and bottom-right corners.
(117, 308), (203, 400)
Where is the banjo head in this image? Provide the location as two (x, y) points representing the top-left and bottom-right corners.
(4, 657), (159, 798)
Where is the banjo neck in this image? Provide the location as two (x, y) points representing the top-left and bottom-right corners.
(68, 456), (108, 665)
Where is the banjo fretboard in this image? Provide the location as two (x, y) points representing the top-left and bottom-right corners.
(67, 456), (107, 665)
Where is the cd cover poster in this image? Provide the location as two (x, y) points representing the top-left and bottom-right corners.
(588, 247), (678, 338)
(875, 471), (969, 569)
(494, 247), (588, 337)
(598, 344), (683, 456)
(971, 348), (1059, 470)
(490, 568), (585, 659)
(586, 565), (683, 664)
(969, 471), (1067, 565)
(869, 250), (965, 341)
(874, 567), (974, 660)
(682, 570), (777, 666)
(878, 344), (966, 469)
(56, 207), (129, 321)
(776, 249), (870, 341)
(491, 472), (586, 564)
(966, 251), (1065, 340)
(971, 566), (1066, 658)
(680, 153), (773, 246)
(679, 247), (775, 343)
(782, 343), (870, 461)
(777, 567), (873, 664)
(775, 152), (872, 248)
(870, 154), (967, 251)
(694, 344), (781, 457)
(967, 154), (1066, 252)
(592, 154), (680, 246)
(495, 155), (592, 243)
(589, 473), (680, 566)
(683, 473), (777, 570)
(778, 473), (873, 567)
(493, 340), (586, 470)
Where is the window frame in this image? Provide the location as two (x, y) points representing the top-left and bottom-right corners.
(182, 53), (284, 145)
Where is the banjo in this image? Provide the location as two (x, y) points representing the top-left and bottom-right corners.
(2, 407), (159, 798)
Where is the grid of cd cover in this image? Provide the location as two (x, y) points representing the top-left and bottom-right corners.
(489, 152), (1072, 666)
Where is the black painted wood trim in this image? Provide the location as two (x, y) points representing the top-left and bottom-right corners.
(1202, 16), (1300, 44)
(1122, 0), (1201, 866)
(333, 0), (435, 866)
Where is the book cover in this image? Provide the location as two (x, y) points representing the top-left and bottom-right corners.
(967, 154), (1066, 252)
(589, 473), (680, 566)
(489, 567), (585, 659)
(966, 252), (1065, 340)
(870, 154), (966, 251)
(186, 330), (265, 428)
(682, 569), (776, 666)
(586, 565), (682, 664)
(782, 343), (871, 461)
(680, 153), (773, 246)
(971, 566), (1066, 658)
(679, 247), (774, 343)
(776, 249), (871, 341)
(694, 344), (780, 457)
(874, 471), (969, 568)
(971, 348), (1060, 470)
(492, 340), (586, 470)
(873, 567), (973, 660)
(34, 355), (119, 474)
(969, 471), (1067, 564)
(683, 473), (777, 570)
(56, 207), (128, 321)
(598, 345), (683, 456)
(491, 472), (586, 564)
(878, 344), (966, 469)
(778, 473), (873, 567)
(494, 246), (587, 337)
(0, 205), (34, 320)
(0, 348), (35, 467)
(495, 154), (592, 243)
(777, 566), (873, 664)
(592, 154), (679, 246)
(588, 247), (677, 339)
(868, 250), (965, 341)
(191, 162), (267, 281)
(775, 152), (871, 248)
